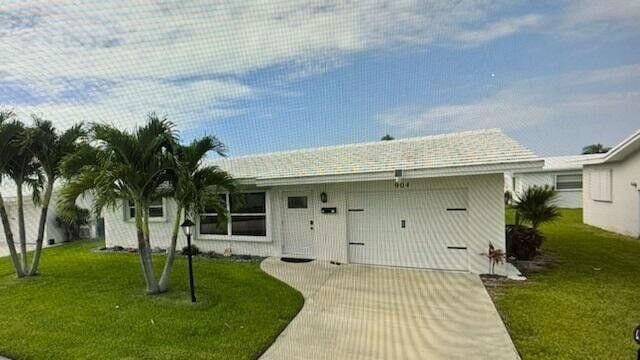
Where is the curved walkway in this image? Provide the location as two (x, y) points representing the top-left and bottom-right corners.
(261, 257), (520, 360)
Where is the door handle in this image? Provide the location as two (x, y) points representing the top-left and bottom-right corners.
(401, 220), (406, 228)
(310, 220), (314, 230)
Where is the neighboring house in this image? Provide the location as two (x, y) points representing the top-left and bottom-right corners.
(0, 180), (64, 256)
(104, 129), (542, 274)
(583, 130), (640, 237)
(505, 154), (605, 208)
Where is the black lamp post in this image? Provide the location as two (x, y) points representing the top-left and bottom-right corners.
(181, 218), (196, 303)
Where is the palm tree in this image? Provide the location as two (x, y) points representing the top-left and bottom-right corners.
(157, 137), (235, 292)
(23, 117), (85, 275)
(512, 185), (560, 229)
(4, 121), (43, 275)
(59, 114), (177, 294)
(0, 110), (25, 277)
(582, 143), (610, 154)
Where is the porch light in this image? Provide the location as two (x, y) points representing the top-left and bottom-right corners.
(320, 192), (328, 203)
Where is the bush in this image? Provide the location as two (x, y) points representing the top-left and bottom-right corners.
(512, 185), (560, 229)
(506, 225), (543, 260)
(181, 245), (201, 256)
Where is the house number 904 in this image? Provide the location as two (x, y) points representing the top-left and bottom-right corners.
(395, 182), (410, 188)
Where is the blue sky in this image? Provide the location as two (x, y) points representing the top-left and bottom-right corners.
(1, 1), (639, 157)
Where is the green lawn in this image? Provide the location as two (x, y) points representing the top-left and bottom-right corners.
(0, 241), (303, 360)
(496, 209), (640, 359)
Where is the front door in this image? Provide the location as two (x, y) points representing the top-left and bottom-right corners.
(282, 192), (314, 258)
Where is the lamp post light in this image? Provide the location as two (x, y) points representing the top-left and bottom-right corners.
(181, 219), (196, 303)
(634, 325), (640, 360)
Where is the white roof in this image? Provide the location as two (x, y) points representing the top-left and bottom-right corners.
(208, 129), (543, 186)
(583, 129), (640, 165)
(524, 154), (606, 172)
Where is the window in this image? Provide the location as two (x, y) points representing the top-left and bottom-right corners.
(556, 174), (582, 190)
(199, 194), (228, 235)
(589, 169), (612, 202)
(287, 196), (308, 208)
(200, 192), (267, 237)
(127, 199), (164, 219)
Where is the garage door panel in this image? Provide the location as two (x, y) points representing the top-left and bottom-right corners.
(348, 190), (468, 271)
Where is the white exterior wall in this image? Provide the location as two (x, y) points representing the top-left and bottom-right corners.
(511, 171), (583, 208)
(583, 152), (640, 237)
(104, 173), (505, 274)
(0, 199), (64, 257)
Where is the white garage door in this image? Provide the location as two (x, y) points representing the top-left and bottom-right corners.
(347, 189), (469, 271)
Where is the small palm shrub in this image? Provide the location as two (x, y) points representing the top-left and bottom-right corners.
(508, 185), (559, 260)
(512, 185), (560, 229)
(482, 242), (506, 274)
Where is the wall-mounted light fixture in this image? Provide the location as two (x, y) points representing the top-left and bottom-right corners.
(320, 192), (328, 203)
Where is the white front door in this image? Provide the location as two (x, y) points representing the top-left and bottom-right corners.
(282, 192), (315, 258)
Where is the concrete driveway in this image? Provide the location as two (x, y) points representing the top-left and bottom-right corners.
(260, 257), (520, 360)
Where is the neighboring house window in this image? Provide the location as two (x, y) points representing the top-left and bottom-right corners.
(200, 192), (267, 237)
(556, 174), (582, 190)
(589, 169), (612, 202)
(127, 199), (164, 219)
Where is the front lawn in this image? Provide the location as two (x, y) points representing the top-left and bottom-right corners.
(0, 241), (303, 360)
(495, 209), (640, 359)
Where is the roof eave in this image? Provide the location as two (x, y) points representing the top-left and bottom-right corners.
(249, 160), (543, 187)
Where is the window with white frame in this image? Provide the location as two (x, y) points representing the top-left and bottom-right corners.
(589, 169), (612, 202)
(199, 192), (267, 237)
(555, 174), (582, 190)
(126, 198), (164, 219)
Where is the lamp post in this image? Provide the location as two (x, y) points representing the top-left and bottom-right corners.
(181, 219), (196, 303)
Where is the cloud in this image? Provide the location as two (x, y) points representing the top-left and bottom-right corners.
(11, 78), (254, 131)
(378, 63), (640, 135)
(0, 1), (549, 130)
(453, 14), (544, 46)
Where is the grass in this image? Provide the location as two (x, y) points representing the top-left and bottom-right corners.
(0, 241), (303, 360)
(496, 209), (640, 359)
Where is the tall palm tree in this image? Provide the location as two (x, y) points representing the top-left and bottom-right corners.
(157, 137), (235, 292)
(4, 121), (43, 275)
(23, 117), (85, 275)
(581, 143), (610, 154)
(59, 114), (177, 294)
(0, 110), (25, 277)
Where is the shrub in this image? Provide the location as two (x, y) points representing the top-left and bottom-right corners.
(181, 245), (201, 256)
(513, 185), (560, 229)
(506, 225), (543, 260)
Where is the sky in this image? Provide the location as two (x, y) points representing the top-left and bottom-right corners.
(1, 0), (639, 157)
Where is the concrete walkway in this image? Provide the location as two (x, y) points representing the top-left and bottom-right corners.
(261, 257), (520, 360)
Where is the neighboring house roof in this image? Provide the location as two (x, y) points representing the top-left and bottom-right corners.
(583, 129), (640, 165)
(208, 129), (543, 186)
(513, 154), (605, 173)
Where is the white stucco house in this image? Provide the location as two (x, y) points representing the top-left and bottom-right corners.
(0, 180), (64, 256)
(583, 129), (640, 237)
(103, 129), (542, 274)
(505, 154), (605, 208)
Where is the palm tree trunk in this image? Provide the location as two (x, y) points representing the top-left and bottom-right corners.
(158, 206), (182, 292)
(16, 181), (27, 274)
(135, 204), (159, 294)
(0, 193), (24, 277)
(28, 180), (54, 276)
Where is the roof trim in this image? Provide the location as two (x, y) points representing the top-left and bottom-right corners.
(248, 160), (543, 187)
(583, 129), (640, 165)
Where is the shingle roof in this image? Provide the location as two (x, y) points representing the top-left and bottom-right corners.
(207, 129), (541, 182)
